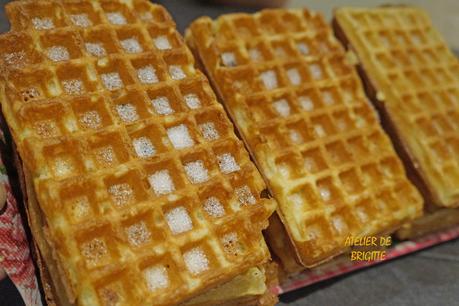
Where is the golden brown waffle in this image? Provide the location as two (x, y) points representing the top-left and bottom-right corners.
(20, 164), (275, 306)
(334, 7), (459, 208)
(0, 1), (276, 305)
(186, 8), (423, 267)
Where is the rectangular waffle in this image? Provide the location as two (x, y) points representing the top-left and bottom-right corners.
(334, 6), (459, 236)
(186, 8), (423, 268)
(0, 1), (276, 305)
(17, 161), (276, 306)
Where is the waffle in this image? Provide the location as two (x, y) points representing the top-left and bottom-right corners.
(186, 8), (423, 267)
(334, 6), (459, 238)
(19, 164), (275, 306)
(0, 1), (276, 305)
(334, 7), (459, 208)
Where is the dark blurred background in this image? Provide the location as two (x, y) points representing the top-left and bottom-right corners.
(0, 0), (458, 51)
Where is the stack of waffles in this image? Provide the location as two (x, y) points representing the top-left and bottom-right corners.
(334, 6), (459, 238)
(186, 8), (423, 270)
(0, 0), (276, 305)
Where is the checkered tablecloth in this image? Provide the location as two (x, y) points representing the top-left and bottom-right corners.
(0, 163), (42, 306)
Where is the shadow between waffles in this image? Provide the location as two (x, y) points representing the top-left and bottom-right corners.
(155, 0), (258, 33)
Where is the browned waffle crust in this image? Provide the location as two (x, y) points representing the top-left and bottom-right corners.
(186, 8), (423, 267)
(334, 6), (459, 237)
(0, 1), (276, 305)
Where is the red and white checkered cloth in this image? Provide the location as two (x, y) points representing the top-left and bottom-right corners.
(0, 165), (42, 306)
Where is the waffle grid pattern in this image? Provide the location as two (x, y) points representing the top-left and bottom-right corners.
(0, 1), (274, 305)
(187, 9), (422, 266)
(335, 7), (459, 207)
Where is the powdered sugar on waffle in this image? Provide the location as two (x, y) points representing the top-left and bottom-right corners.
(34, 120), (58, 138)
(235, 186), (256, 205)
(144, 266), (169, 291)
(154, 36), (172, 50)
(183, 248), (209, 275)
(314, 124), (326, 137)
(304, 157), (316, 172)
(151, 97), (173, 115)
(32, 17), (54, 30)
(287, 68), (301, 85)
(47, 46), (70, 62)
(140, 12), (154, 22)
(70, 14), (92, 27)
(332, 216), (346, 233)
(310, 64), (323, 79)
(272, 99), (291, 117)
(96, 147), (115, 165)
(165, 206), (193, 234)
(221, 52), (237, 67)
(121, 38), (143, 53)
(278, 163), (290, 177)
(81, 238), (108, 265)
(137, 66), (158, 84)
(4, 51), (26, 67)
(86, 42), (106, 57)
(54, 157), (74, 177)
(217, 153), (240, 174)
(288, 193), (303, 207)
(260, 70), (278, 90)
(63, 79), (84, 95)
(167, 124), (194, 149)
(299, 96), (314, 111)
(106, 12), (127, 25)
(184, 160), (209, 183)
(222, 232), (238, 245)
(184, 94), (201, 109)
(169, 65), (186, 80)
(108, 183), (134, 206)
(126, 221), (151, 246)
(149, 170), (175, 195)
(70, 196), (91, 220)
(199, 122), (219, 141)
(297, 42), (310, 55)
(80, 111), (102, 129)
(133, 137), (156, 158)
(101, 72), (123, 90)
(116, 103), (138, 123)
(249, 48), (262, 61)
(203, 197), (225, 217)
(322, 91), (335, 105)
(319, 186), (331, 201)
(289, 130), (303, 143)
